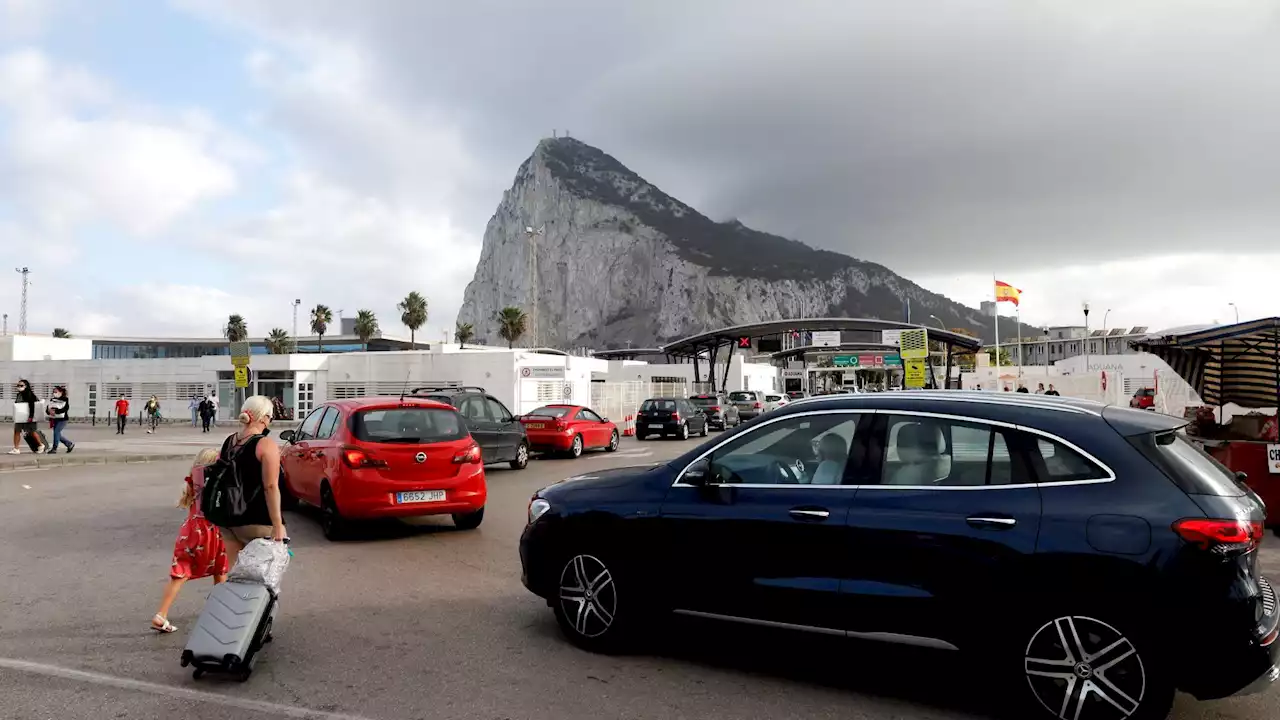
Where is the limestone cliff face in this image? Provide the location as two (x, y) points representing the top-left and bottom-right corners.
(456, 138), (1000, 349)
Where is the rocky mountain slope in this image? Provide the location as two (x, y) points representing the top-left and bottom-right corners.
(456, 137), (1013, 349)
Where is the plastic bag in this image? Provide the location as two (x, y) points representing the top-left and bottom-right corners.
(227, 538), (290, 593)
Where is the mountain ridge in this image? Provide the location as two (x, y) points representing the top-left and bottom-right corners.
(457, 137), (1021, 348)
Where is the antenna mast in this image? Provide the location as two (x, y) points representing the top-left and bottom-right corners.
(14, 267), (30, 335)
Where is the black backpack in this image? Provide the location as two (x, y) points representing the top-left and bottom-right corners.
(201, 433), (264, 527)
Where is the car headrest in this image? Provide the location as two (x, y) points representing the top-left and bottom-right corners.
(897, 422), (943, 463)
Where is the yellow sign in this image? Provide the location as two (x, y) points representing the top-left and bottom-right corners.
(229, 340), (251, 367)
(234, 366), (250, 388)
(904, 358), (927, 388)
(899, 328), (929, 359)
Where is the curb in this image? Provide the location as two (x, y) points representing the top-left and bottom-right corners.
(0, 453), (192, 474)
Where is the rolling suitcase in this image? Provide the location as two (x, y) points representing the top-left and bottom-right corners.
(23, 428), (48, 452)
(180, 581), (277, 681)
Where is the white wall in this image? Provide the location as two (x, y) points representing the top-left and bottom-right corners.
(0, 336), (93, 361)
(591, 356), (777, 393)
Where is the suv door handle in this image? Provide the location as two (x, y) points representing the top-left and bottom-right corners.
(967, 516), (1017, 529)
(790, 507), (830, 521)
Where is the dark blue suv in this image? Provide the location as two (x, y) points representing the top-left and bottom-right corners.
(520, 391), (1277, 720)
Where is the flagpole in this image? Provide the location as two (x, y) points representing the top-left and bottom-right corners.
(993, 276), (1001, 378)
(1016, 306), (1023, 382)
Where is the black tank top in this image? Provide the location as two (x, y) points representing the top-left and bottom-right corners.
(220, 432), (272, 527)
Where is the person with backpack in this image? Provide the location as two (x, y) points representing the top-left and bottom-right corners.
(145, 395), (161, 434)
(204, 395), (287, 568)
(9, 379), (45, 455)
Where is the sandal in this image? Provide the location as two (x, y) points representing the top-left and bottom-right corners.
(150, 614), (178, 633)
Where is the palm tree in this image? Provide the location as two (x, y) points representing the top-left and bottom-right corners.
(224, 314), (248, 342)
(265, 328), (291, 354)
(454, 322), (475, 349)
(397, 291), (428, 348)
(310, 304), (333, 353)
(51, 328), (71, 338)
(354, 309), (379, 351)
(496, 307), (528, 349)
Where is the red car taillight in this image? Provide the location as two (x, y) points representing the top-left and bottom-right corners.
(710, 406), (721, 412)
(554, 419), (567, 430)
(753, 401), (763, 409)
(671, 412), (681, 423)
(1172, 518), (1264, 553)
(342, 447), (388, 469)
(452, 443), (482, 464)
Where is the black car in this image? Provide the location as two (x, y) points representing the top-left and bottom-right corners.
(635, 397), (708, 441)
(411, 386), (529, 469)
(688, 393), (740, 431)
(521, 391), (1277, 720)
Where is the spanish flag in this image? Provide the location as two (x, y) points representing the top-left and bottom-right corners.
(994, 280), (1021, 306)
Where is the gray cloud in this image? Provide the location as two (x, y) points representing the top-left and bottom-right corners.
(187, 0), (1280, 277)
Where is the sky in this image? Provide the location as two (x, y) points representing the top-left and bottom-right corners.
(0, 0), (1276, 342)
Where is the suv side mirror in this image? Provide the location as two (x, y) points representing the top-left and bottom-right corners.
(682, 458), (711, 486)
(279, 430), (296, 444)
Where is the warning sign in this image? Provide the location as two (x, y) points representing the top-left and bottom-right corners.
(234, 366), (250, 388)
(899, 328), (929, 360)
(904, 359), (927, 388)
(1268, 444), (1280, 474)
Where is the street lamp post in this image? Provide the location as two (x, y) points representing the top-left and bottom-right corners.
(928, 315), (946, 331)
(1044, 329), (1051, 376)
(1082, 302), (1091, 373)
(1228, 303), (1239, 324)
(292, 299), (301, 352)
(1102, 308), (1112, 356)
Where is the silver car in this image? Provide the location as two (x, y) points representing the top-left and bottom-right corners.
(763, 392), (789, 413)
(728, 390), (766, 421)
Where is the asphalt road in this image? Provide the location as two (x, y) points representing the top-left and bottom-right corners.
(0, 435), (1275, 720)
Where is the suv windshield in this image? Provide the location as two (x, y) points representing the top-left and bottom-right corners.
(1133, 430), (1244, 497)
(351, 408), (465, 444)
(729, 392), (754, 402)
(528, 406), (572, 417)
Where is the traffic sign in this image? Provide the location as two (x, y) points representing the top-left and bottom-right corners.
(233, 366), (250, 388)
(903, 358), (927, 388)
(562, 384), (573, 399)
(899, 328), (929, 360)
(229, 340), (251, 367)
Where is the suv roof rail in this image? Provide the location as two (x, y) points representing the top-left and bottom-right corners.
(410, 385), (487, 395)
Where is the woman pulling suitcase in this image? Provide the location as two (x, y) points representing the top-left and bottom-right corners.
(9, 379), (46, 455)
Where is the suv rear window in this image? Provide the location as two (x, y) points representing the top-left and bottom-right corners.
(729, 392), (754, 402)
(641, 399), (677, 411)
(351, 408), (466, 444)
(1131, 430), (1244, 497)
(689, 396), (719, 406)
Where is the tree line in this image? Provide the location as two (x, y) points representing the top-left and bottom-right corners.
(216, 296), (533, 353)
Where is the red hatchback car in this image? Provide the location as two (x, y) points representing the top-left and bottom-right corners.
(518, 404), (620, 458)
(279, 397), (486, 540)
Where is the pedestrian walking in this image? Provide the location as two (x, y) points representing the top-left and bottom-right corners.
(208, 393), (219, 427)
(45, 385), (74, 454)
(1045, 384), (1061, 396)
(145, 395), (161, 434)
(189, 396), (200, 428)
(9, 379), (46, 455)
(1016, 384), (1030, 393)
(199, 396), (215, 433)
(1035, 383), (1046, 394)
(114, 395), (130, 434)
(210, 395), (287, 569)
(150, 447), (229, 633)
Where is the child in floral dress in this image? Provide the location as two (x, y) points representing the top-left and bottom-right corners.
(151, 448), (229, 633)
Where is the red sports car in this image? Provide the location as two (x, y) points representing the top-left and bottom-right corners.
(519, 405), (620, 458)
(279, 397), (487, 540)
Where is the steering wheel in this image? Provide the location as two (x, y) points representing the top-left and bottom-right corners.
(769, 460), (803, 484)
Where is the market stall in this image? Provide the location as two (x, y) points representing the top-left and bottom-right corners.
(1133, 319), (1280, 512)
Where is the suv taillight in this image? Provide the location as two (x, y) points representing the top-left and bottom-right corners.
(1173, 518), (1264, 553)
(343, 447), (388, 469)
(753, 401), (763, 409)
(452, 443), (482, 464)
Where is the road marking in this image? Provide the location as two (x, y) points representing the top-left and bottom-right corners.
(0, 657), (379, 720)
(21, 485), (31, 490)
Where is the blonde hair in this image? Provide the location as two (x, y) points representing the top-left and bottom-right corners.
(179, 447), (222, 509)
(238, 395), (275, 426)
